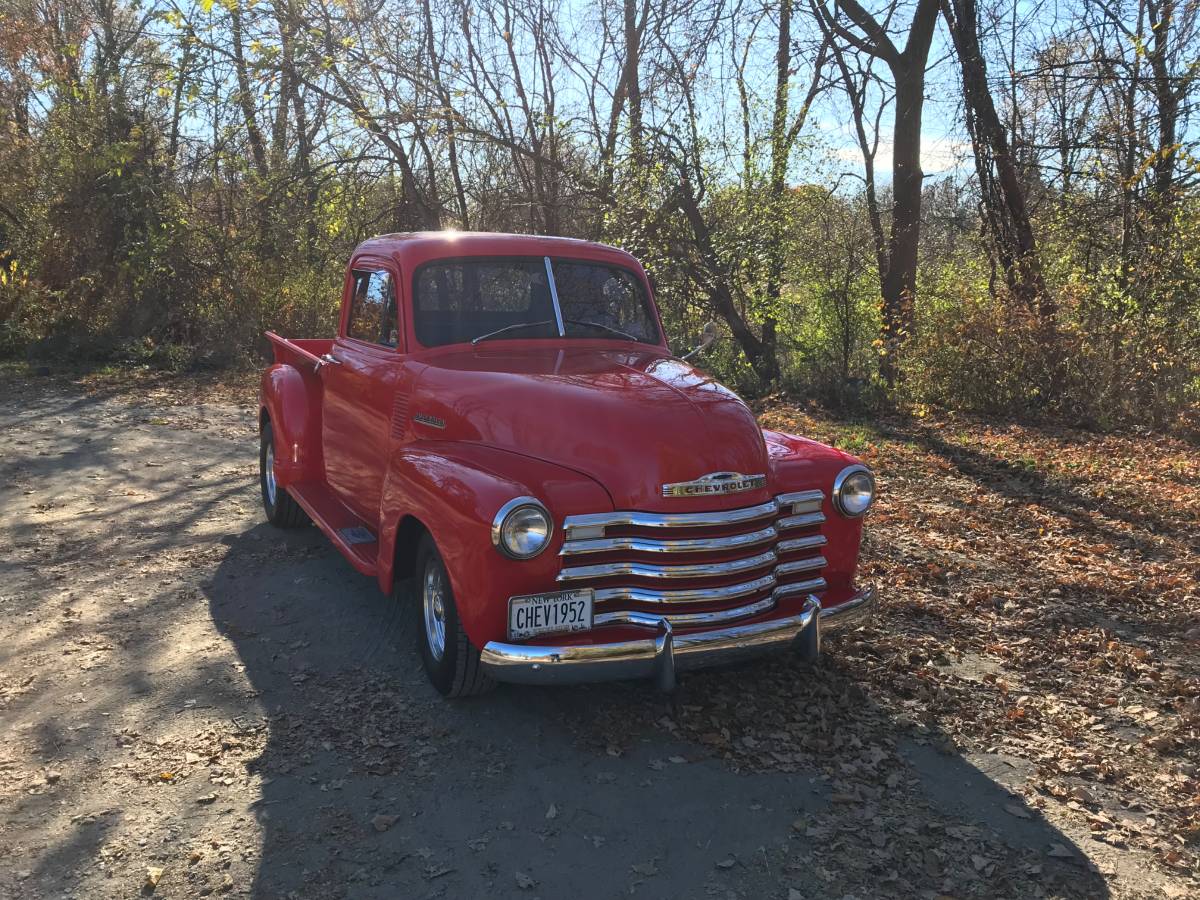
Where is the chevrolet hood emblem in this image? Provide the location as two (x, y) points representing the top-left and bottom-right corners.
(662, 471), (766, 498)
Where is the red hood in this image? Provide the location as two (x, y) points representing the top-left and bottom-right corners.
(408, 346), (774, 511)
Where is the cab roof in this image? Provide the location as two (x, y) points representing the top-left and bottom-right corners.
(353, 231), (643, 272)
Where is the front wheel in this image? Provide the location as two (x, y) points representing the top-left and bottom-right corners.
(414, 534), (494, 697)
(259, 420), (307, 528)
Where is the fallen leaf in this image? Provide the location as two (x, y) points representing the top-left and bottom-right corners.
(515, 871), (536, 889)
(715, 857), (736, 869)
(144, 867), (163, 890)
(545, 803), (558, 820)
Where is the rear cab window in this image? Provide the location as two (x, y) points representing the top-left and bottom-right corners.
(347, 269), (399, 347)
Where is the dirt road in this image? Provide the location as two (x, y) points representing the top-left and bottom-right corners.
(0, 373), (1194, 898)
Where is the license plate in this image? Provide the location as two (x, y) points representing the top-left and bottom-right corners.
(508, 589), (593, 640)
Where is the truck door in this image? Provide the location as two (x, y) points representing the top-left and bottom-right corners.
(320, 262), (401, 527)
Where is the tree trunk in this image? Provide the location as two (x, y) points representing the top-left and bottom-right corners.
(878, 62), (925, 387)
(229, 1), (269, 181)
(1147, 0), (1179, 232)
(167, 37), (193, 171)
(941, 0), (1050, 323)
(815, 0), (940, 387)
(623, 0), (643, 161)
(676, 184), (779, 384)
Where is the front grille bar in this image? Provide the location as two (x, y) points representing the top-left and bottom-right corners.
(563, 500), (780, 537)
(558, 550), (777, 583)
(592, 584), (830, 630)
(775, 577), (827, 597)
(777, 511), (826, 530)
(594, 596), (777, 628)
(593, 573), (777, 606)
(777, 534), (827, 553)
(559, 525), (778, 557)
(775, 555), (826, 577)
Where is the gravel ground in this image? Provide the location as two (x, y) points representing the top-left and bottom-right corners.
(0, 371), (1194, 899)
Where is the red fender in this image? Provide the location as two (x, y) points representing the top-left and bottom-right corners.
(375, 442), (611, 647)
(260, 364), (324, 486)
(764, 429), (864, 597)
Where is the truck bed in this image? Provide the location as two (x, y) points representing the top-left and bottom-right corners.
(266, 332), (333, 369)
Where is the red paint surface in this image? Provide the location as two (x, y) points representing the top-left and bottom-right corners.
(261, 233), (871, 649)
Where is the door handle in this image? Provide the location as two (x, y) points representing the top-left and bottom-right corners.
(318, 353), (342, 369)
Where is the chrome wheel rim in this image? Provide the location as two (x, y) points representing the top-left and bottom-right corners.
(264, 442), (277, 506)
(423, 562), (448, 662)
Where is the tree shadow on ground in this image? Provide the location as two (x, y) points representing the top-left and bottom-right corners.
(207, 524), (1112, 900)
(881, 421), (1195, 556)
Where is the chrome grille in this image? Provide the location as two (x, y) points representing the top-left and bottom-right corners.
(560, 492), (828, 631)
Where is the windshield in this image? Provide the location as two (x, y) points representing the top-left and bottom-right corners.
(413, 257), (660, 348)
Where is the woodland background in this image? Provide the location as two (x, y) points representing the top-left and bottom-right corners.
(0, 0), (1197, 430)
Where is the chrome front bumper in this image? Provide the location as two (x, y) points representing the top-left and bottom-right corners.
(480, 586), (877, 690)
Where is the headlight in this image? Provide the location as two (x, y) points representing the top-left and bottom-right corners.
(492, 497), (553, 559)
(833, 465), (875, 517)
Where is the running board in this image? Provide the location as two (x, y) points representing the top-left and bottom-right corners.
(284, 482), (380, 577)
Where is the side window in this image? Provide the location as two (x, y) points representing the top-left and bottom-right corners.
(347, 269), (398, 347)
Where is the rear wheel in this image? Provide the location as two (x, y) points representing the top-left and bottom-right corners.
(259, 419), (307, 528)
(415, 534), (494, 697)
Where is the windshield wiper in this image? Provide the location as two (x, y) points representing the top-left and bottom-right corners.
(470, 319), (556, 344)
(563, 319), (640, 341)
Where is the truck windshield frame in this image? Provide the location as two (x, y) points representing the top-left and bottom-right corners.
(412, 255), (661, 349)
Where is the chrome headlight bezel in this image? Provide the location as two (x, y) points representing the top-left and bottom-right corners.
(833, 464), (876, 518)
(491, 496), (554, 559)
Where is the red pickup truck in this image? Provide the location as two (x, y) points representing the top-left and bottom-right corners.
(259, 232), (877, 696)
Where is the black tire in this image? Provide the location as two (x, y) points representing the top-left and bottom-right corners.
(414, 534), (494, 697)
(260, 419), (307, 528)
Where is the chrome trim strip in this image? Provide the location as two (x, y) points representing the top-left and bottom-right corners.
(774, 577), (827, 596)
(775, 555), (827, 576)
(594, 596), (777, 629)
(777, 534), (827, 553)
(563, 500), (779, 536)
(558, 550), (776, 583)
(491, 496), (553, 560)
(777, 511), (826, 530)
(559, 526), (778, 556)
(819, 585), (877, 631)
(832, 464), (876, 518)
(543, 256), (566, 337)
(592, 573), (777, 606)
(480, 596), (822, 688)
